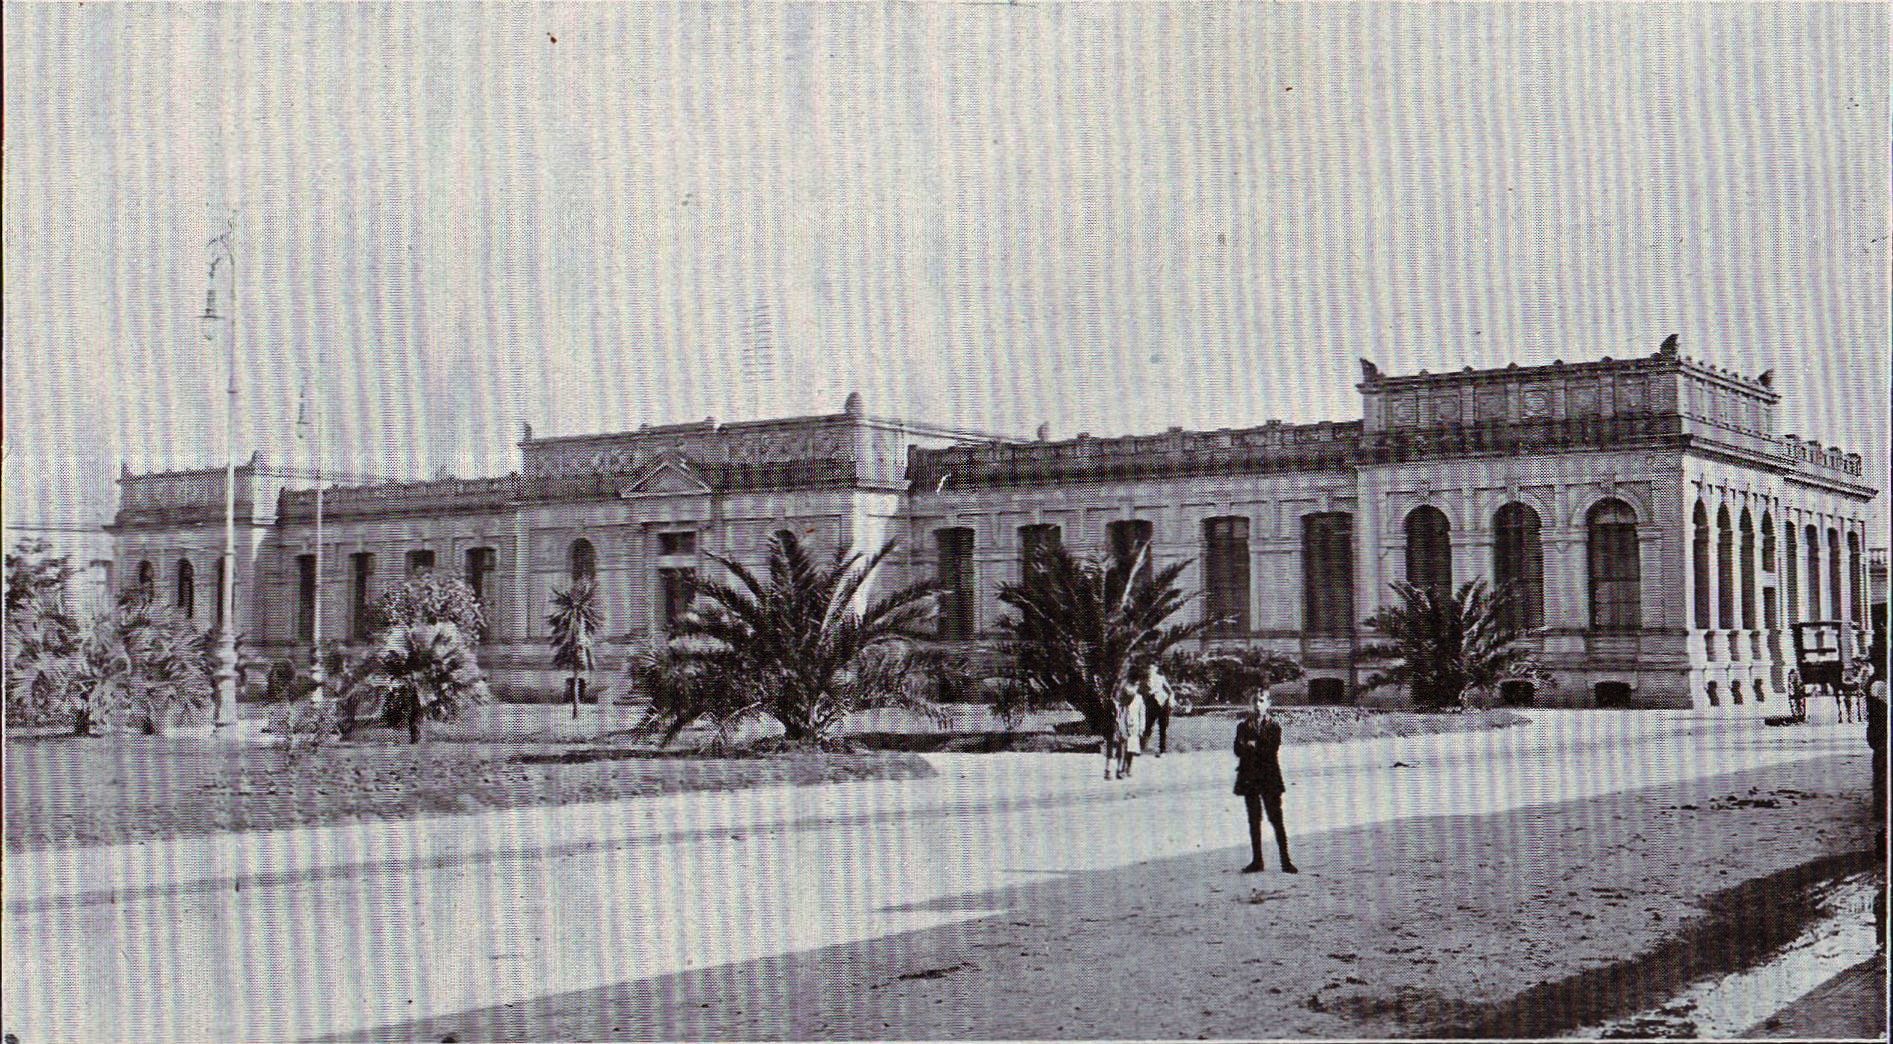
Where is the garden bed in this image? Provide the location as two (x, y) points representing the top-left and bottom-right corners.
(858, 706), (1531, 754)
(2, 733), (936, 851)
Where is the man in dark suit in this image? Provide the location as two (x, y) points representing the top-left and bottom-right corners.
(1234, 687), (1296, 873)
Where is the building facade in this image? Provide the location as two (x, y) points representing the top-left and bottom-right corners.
(107, 342), (1878, 709)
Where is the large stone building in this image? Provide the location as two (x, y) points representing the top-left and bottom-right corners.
(107, 340), (1878, 709)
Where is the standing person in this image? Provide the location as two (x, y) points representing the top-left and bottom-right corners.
(1233, 687), (1297, 874)
(1116, 687), (1146, 779)
(1787, 669), (1807, 723)
(1141, 662), (1176, 757)
(1866, 674), (1886, 822)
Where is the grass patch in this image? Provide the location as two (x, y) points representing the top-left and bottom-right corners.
(3, 732), (935, 852)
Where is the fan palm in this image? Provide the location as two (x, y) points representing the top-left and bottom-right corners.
(637, 531), (939, 745)
(1360, 579), (1543, 709)
(376, 621), (491, 743)
(993, 542), (1208, 737)
(548, 578), (602, 718)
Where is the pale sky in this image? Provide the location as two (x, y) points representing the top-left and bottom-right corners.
(3, 2), (1887, 528)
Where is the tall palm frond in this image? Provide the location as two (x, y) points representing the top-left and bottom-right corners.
(635, 531), (938, 744)
(994, 542), (1209, 737)
(1361, 579), (1543, 709)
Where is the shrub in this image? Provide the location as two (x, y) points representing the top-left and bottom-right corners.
(370, 571), (485, 641)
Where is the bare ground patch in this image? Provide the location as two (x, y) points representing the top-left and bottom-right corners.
(374, 750), (1879, 1041)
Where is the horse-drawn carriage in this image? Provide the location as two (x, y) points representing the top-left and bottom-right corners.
(1788, 620), (1861, 723)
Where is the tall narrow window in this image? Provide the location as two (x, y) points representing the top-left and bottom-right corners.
(1107, 519), (1155, 588)
(1493, 504), (1544, 630)
(406, 548), (435, 576)
(1202, 516), (1251, 636)
(1848, 530), (1863, 626)
(296, 554), (316, 641)
(935, 528), (976, 640)
(659, 567), (695, 634)
(350, 552), (376, 640)
(464, 547), (496, 640)
(1019, 524), (1061, 593)
(1302, 513), (1355, 636)
(1404, 506), (1452, 597)
(464, 547), (496, 605)
(1692, 502), (1712, 630)
(134, 559), (156, 602)
(1738, 509), (1756, 630)
(1760, 512), (1776, 573)
(1806, 525), (1822, 618)
(1827, 528), (1843, 624)
(1716, 507), (1734, 630)
(1784, 523), (1799, 627)
(569, 538), (597, 582)
(174, 559), (196, 620)
(1588, 499), (1642, 632)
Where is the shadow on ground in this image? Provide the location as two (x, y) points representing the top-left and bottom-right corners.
(354, 751), (1878, 1042)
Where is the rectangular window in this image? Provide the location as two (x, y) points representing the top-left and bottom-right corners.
(464, 547), (497, 641)
(1203, 516), (1251, 636)
(350, 552), (376, 640)
(1107, 519), (1155, 588)
(1019, 524), (1061, 591)
(658, 531), (697, 556)
(659, 567), (695, 633)
(1302, 513), (1355, 636)
(935, 527), (976, 641)
(296, 554), (317, 641)
(406, 549), (435, 576)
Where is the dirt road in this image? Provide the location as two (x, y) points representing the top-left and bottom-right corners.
(5, 712), (1878, 1042)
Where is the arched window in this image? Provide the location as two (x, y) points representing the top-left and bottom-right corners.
(174, 559), (196, 620)
(569, 538), (597, 582)
(1783, 523), (1799, 627)
(1805, 525), (1822, 618)
(1716, 507), (1735, 630)
(1202, 516), (1251, 636)
(1588, 499), (1641, 632)
(1302, 512), (1354, 636)
(1738, 508), (1756, 630)
(1692, 502), (1711, 630)
(1827, 528), (1842, 623)
(134, 559), (156, 602)
(1848, 530), (1863, 626)
(1404, 506), (1452, 597)
(1760, 512), (1776, 573)
(1492, 504), (1544, 631)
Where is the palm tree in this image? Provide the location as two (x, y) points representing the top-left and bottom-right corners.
(993, 542), (1208, 738)
(548, 578), (601, 718)
(375, 621), (491, 743)
(1360, 579), (1543, 710)
(637, 531), (939, 746)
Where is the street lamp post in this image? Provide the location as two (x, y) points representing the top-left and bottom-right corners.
(203, 221), (240, 732)
(310, 387), (328, 696)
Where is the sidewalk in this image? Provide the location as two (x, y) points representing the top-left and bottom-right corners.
(1, 710), (1792, 911)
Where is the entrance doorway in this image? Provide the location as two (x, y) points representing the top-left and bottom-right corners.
(1594, 681), (1633, 708)
(1499, 680), (1536, 706)
(1307, 678), (1347, 705)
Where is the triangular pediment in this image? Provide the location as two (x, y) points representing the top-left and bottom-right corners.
(621, 459), (712, 498)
